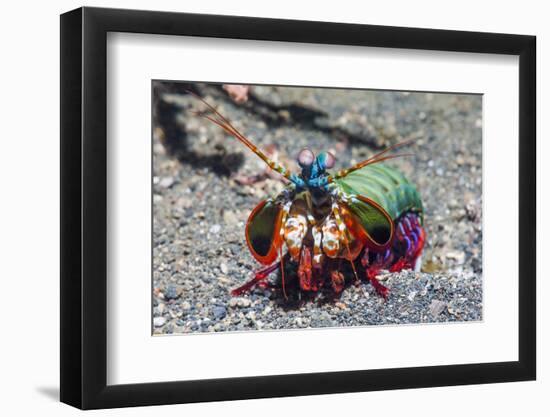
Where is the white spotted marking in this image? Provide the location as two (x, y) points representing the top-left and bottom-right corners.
(284, 214), (308, 261)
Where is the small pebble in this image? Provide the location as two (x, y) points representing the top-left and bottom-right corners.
(153, 317), (166, 327)
(164, 285), (179, 300)
(212, 306), (227, 320)
(223, 210), (239, 225)
(209, 224), (222, 234)
(237, 298), (251, 308)
(446, 251), (466, 264)
(429, 300), (447, 317)
(218, 276), (231, 284)
(158, 177), (174, 188)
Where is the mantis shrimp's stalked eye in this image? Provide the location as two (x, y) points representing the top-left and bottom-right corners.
(317, 151), (336, 170)
(297, 148), (315, 168)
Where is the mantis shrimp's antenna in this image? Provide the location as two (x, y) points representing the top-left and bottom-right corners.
(188, 91), (296, 184)
(328, 139), (416, 182)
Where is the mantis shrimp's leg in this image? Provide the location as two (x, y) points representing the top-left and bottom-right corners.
(231, 262), (280, 296)
(297, 246), (314, 291)
(361, 249), (391, 299)
(329, 269), (345, 294)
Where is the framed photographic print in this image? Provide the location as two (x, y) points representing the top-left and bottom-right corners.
(60, 6), (536, 410)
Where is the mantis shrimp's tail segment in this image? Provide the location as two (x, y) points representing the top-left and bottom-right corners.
(392, 212), (426, 270)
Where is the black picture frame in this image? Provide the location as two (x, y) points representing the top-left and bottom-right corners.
(60, 6), (536, 410)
